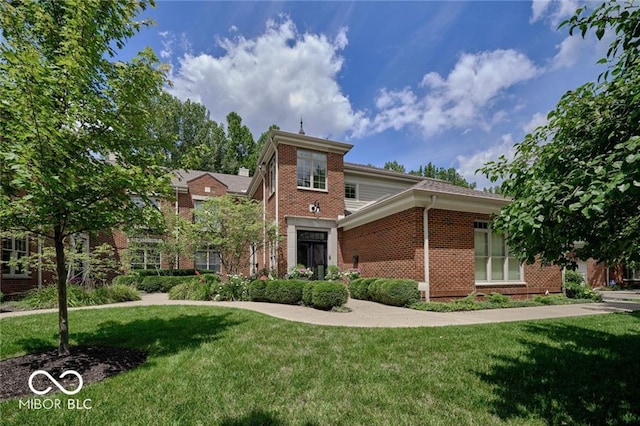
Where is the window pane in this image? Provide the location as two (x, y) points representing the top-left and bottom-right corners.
(475, 257), (487, 280)
(2, 249), (11, 274)
(474, 231), (488, 256)
(345, 183), (356, 199)
(508, 258), (521, 281)
(491, 233), (505, 256)
(491, 258), (504, 280)
(297, 158), (311, 187)
(313, 165), (326, 189)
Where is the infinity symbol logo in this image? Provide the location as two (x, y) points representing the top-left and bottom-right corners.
(28, 370), (84, 396)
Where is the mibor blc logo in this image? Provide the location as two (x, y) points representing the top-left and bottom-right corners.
(28, 370), (84, 395)
(20, 369), (92, 411)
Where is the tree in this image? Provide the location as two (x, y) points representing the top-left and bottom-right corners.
(410, 161), (477, 189)
(383, 160), (406, 173)
(192, 195), (278, 276)
(480, 1), (640, 268)
(0, 0), (171, 355)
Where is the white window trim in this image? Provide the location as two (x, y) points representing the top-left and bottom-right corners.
(474, 222), (525, 286)
(297, 150), (328, 191)
(195, 246), (221, 272)
(2, 235), (29, 278)
(268, 157), (276, 197)
(345, 182), (358, 200)
(129, 238), (162, 270)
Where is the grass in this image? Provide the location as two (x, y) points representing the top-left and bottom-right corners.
(5, 284), (140, 310)
(1, 306), (639, 425)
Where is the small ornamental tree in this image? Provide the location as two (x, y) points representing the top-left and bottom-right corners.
(0, 0), (171, 355)
(193, 195), (279, 276)
(480, 1), (640, 269)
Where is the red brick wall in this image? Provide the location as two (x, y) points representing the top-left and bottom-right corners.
(340, 208), (424, 281)
(428, 209), (479, 298)
(275, 144), (346, 276)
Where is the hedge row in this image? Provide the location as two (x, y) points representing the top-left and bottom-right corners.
(134, 269), (219, 277)
(349, 278), (420, 307)
(249, 279), (348, 310)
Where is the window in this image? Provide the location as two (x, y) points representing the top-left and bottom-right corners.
(345, 182), (357, 199)
(297, 150), (327, 190)
(195, 246), (221, 272)
(131, 196), (159, 209)
(474, 222), (522, 283)
(269, 157), (276, 195)
(2, 236), (28, 276)
(130, 240), (161, 270)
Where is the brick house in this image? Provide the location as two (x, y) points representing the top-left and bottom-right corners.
(4, 129), (628, 299)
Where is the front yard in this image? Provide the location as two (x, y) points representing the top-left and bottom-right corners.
(1, 306), (639, 425)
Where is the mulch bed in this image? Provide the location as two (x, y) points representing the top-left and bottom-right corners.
(0, 346), (146, 401)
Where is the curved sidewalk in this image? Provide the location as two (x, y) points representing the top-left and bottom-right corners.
(1, 293), (639, 327)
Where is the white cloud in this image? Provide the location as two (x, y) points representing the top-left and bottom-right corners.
(167, 18), (365, 138)
(522, 112), (548, 135)
(159, 31), (192, 61)
(362, 49), (540, 137)
(456, 134), (517, 189)
(552, 35), (585, 68)
(530, 0), (581, 26)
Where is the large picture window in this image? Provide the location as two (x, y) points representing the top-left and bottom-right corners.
(297, 150), (327, 190)
(474, 221), (522, 283)
(2, 236), (28, 277)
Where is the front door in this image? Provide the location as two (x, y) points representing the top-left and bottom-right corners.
(296, 230), (327, 279)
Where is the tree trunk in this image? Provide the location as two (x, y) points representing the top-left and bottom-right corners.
(54, 226), (71, 356)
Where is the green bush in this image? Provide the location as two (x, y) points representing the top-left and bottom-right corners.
(138, 276), (192, 293)
(325, 265), (343, 281)
(311, 281), (348, 310)
(169, 279), (211, 301)
(213, 275), (250, 301)
(0, 291), (3, 303)
(349, 278), (377, 300)
(564, 281), (602, 301)
(17, 284), (140, 309)
(367, 279), (384, 302)
(564, 270), (585, 285)
(372, 279), (420, 307)
(93, 284), (141, 303)
(249, 280), (268, 302)
(112, 275), (142, 287)
(486, 292), (510, 305)
(302, 281), (315, 306)
(265, 280), (305, 305)
(134, 268), (218, 277)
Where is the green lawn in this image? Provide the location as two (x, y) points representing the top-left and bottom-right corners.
(1, 306), (639, 425)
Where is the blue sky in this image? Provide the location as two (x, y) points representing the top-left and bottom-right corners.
(122, 1), (610, 187)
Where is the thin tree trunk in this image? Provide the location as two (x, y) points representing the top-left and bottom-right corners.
(54, 226), (70, 356)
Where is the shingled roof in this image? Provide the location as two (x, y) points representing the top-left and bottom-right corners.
(410, 178), (506, 201)
(171, 169), (252, 194)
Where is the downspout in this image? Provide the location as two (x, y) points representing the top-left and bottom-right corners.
(423, 195), (437, 301)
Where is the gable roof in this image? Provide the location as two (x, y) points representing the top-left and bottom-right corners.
(171, 169), (252, 194)
(338, 176), (508, 231)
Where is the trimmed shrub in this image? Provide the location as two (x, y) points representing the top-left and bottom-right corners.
(112, 275), (142, 287)
(564, 281), (602, 301)
(249, 280), (268, 302)
(134, 268), (218, 277)
(265, 280), (305, 305)
(564, 270), (585, 285)
(138, 276), (192, 293)
(302, 281), (315, 306)
(367, 279), (384, 303)
(349, 278), (377, 300)
(169, 279), (211, 301)
(373, 279), (420, 307)
(311, 281), (348, 310)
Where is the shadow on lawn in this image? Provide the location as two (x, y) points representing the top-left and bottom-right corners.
(478, 312), (640, 424)
(14, 308), (244, 358)
(218, 409), (319, 426)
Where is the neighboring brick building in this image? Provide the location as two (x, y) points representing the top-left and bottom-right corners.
(4, 129), (624, 299)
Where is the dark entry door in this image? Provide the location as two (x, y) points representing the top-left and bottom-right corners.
(296, 230), (327, 279)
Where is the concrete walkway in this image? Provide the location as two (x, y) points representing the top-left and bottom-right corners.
(1, 293), (639, 327)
